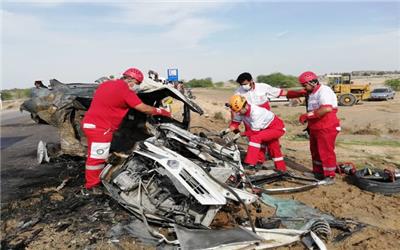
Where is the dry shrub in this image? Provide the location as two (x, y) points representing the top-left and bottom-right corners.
(340, 126), (353, 134)
(213, 111), (225, 121)
(388, 128), (400, 135)
(352, 124), (381, 136)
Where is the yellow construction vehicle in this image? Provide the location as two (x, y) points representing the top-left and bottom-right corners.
(327, 73), (371, 106)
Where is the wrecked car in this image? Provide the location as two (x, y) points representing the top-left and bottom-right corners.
(20, 77), (203, 159)
(101, 123), (258, 229)
(20, 76), (337, 248)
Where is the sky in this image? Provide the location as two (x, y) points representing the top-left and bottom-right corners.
(1, 0), (399, 89)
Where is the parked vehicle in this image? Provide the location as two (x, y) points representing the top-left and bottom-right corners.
(327, 73), (371, 106)
(369, 87), (395, 101)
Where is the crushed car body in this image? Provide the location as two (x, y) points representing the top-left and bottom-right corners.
(20, 77), (203, 158)
(101, 123), (258, 229)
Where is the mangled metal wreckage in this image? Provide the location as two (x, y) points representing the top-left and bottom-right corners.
(21, 78), (329, 248)
(101, 123), (257, 228)
(20, 77), (203, 157)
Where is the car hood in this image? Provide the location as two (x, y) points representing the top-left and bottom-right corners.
(137, 78), (203, 115)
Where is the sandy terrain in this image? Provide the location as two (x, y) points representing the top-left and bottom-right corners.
(1, 99), (25, 110)
(187, 87), (400, 249)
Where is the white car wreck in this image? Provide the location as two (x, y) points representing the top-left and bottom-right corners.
(101, 123), (258, 228)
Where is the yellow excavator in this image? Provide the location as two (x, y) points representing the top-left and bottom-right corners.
(327, 73), (371, 106)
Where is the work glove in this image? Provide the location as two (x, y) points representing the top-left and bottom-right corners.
(299, 111), (320, 124)
(152, 108), (172, 117)
(225, 132), (241, 145)
(219, 128), (231, 137)
(299, 113), (308, 124)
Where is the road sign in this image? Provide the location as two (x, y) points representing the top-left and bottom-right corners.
(167, 68), (179, 82)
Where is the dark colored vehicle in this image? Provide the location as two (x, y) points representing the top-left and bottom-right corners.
(370, 87), (395, 101)
(20, 78), (203, 157)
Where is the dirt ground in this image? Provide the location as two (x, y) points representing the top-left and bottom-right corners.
(1, 99), (25, 110)
(188, 87), (400, 249)
(1, 83), (400, 249)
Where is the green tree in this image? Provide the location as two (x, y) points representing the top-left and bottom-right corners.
(0, 88), (32, 100)
(385, 78), (400, 91)
(256, 72), (298, 88)
(186, 77), (214, 88)
(1, 91), (13, 100)
(214, 81), (224, 88)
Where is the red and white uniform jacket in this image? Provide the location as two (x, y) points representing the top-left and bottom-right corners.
(307, 84), (340, 130)
(235, 82), (282, 110)
(82, 79), (143, 131)
(232, 104), (276, 133)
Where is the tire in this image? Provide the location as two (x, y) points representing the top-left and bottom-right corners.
(352, 169), (400, 195)
(338, 94), (357, 106)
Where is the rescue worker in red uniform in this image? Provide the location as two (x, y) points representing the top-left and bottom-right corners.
(296, 71), (340, 181)
(226, 95), (287, 172)
(225, 72), (306, 166)
(81, 67), (171, 194)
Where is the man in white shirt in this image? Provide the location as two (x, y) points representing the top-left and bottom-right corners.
(234, 72), (283, 110)
(297, 71), (340, 181)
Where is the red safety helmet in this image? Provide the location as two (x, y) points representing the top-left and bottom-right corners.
(298, 71), (318, 85)
(123, 67), (144, 83)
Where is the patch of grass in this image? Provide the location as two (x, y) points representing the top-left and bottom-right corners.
(213, 111), (225, 121)
(282, 113), (302, 125)
(287, 134), (308, 141)
(337, 139), (400, 147)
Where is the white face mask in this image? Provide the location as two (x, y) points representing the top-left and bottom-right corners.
(130, 84), (140, 92)
(241, 84), (251, 91)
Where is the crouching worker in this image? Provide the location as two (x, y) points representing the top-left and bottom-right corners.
(226, 95), (287, 172)
(81, 67), (172, 195)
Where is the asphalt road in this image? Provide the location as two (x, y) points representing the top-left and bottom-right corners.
(1, 110), (59, 205)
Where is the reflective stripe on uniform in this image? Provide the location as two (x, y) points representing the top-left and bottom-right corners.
(336, 126), (341, 131)
(248, 142), (261, 148)
(283, 127), (286, 131)
(323, 166), (337, 171)
(85, 164), (105, 170)
(272, 157), (284, 162)
(83, 123), (96, 129)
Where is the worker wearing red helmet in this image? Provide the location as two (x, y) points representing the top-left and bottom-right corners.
(81, 67), (171, 194)
(226, 95), (287, 172)
(295, 71), (340, 181)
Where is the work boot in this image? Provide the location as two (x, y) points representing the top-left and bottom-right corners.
(243, 164), (263, 170)
(313, 173), (325, 180)
(321, 177), (335, 185)
(80, 186), (104, 197)
(243, 164), (263, 175)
